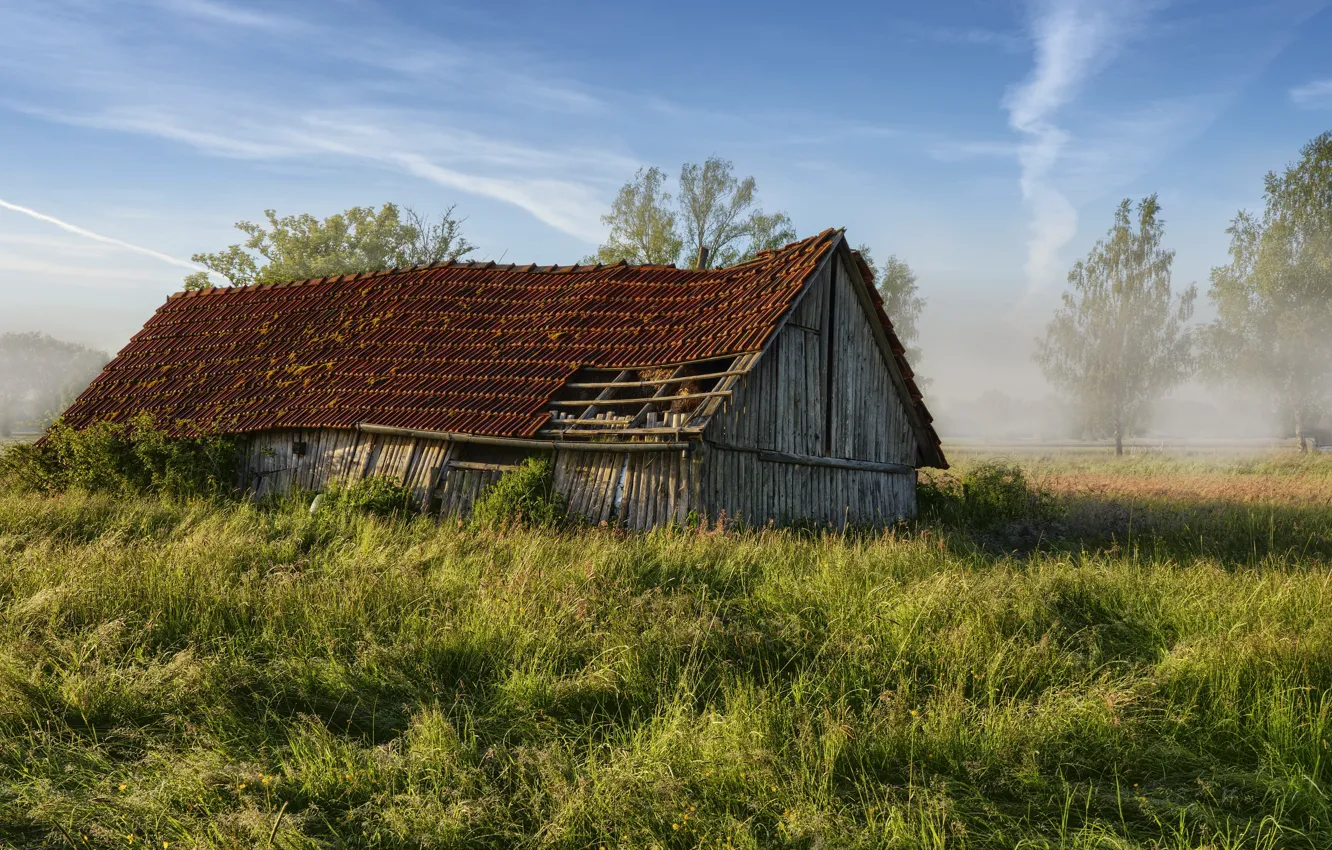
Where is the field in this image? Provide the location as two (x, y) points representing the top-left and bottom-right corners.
(4, 451), (1332, 848)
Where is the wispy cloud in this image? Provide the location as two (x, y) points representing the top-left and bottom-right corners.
(0, 0), (629, 243)
(1291, 78), (1332, 108)
(151, 0), (298, 31)
(1004, 0), (1152, 291)
(904, 23), (1027, 53)
(0, 197), (214, 276)
(926, 139), (1022, 162)
(20, 104), (631, 242)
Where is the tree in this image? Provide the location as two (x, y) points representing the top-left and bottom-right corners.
(1200, 132), (1332, 449)
(1036, 195), (1196, 455)
(588, 167), (683, 266)
(855, 245), (926, 366)
(590, 158), (795, 269)
(0, 332), (108, 433)
(746, 211), (800, 260)
(183, 203), (476, 290)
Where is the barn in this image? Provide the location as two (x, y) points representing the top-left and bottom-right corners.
(60, 229), (946, 527)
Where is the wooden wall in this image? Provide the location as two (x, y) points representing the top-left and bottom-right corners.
(552, 449), (700, 529)
(240, 427), (447, 507)
(700, 445), (915, 527)
(238, 427), (699, 528)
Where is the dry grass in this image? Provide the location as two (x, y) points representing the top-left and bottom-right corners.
(1015, 452), (1332, 505)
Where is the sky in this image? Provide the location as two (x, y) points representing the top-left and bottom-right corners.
(1, 0), (1330, 428)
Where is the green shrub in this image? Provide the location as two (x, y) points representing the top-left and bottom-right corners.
(469, 456), (567, 530)
(318, 475), (416, 518)
(919, 460), (1060, 529)
(0, 415), (239, 499)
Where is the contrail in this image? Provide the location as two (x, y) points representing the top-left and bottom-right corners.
(0, 196), (211, 275)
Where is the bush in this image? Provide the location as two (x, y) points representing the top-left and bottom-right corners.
(318, 475), (416, 519)
(469, 456), (567, 530)
(919, 460), (1060, 529)
(0, 415), (239, 499)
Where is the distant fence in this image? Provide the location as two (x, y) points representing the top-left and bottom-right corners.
(942, 438), (1316, 453)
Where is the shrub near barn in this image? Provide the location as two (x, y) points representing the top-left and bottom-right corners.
(1, 415), (238, 498)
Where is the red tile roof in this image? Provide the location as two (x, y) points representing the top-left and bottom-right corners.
(62, 229), (944, 466)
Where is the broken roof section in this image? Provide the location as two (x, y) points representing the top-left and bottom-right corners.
(61, 229), (945, 466)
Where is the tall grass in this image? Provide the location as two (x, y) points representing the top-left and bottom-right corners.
(3, 473), (1332, 848)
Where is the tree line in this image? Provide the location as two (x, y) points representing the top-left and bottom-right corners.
(1038, 131), (1332, 453)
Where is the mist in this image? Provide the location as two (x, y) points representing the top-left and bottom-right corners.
(0, 333), (108, 436)
(915, 288), (1312, 445)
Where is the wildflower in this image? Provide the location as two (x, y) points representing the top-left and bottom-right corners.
(673, 823), (679, 830)
(118, 783), (127, 791)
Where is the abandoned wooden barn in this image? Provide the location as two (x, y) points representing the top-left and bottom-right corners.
(60, 229), (946, 527)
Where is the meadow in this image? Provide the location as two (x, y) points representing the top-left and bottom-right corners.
(3, 450), (1332, 848)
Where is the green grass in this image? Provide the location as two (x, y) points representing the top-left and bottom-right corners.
(3, 455), (1332, 848)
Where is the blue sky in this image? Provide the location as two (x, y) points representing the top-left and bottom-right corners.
(1, 0), (1330, 407)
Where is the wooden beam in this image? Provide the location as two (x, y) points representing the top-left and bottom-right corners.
(564, 353), (742, 373)
(537, 426), (705, 438)
(448, 460), (523, 472)
(547, 418), (635, 428)
(628, 364), (689, 428)
(708, 440), (915, 474)
(756, 450), (914, 475)
(695, 352), (759, 421)
(358, 423), (690, 453)
(564, 368), (749, 389)
(549, 390), (731, 407)
(577, 369), (632, 421)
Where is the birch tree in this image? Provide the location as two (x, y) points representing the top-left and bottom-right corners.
(591, 158), (794, 268)
(1036, 195), (1196, 454)
(587, 167), (683, 266)
(1200, 132), (1332, 448)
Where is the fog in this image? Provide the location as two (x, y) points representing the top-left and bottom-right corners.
(912, 289), (1290, 443)
(0, 332), (108, 435)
